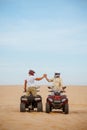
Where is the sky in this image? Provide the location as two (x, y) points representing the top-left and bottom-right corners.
(0, 0), (87, 85)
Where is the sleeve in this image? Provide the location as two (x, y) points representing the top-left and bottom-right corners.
(49, 78), (54, 82)
(60, 78), (63, 86)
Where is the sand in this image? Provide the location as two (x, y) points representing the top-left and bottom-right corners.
(0, 85), (87, 130)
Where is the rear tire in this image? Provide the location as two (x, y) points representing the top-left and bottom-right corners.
(20, 103), (26, 112)
(37, 102), (43, 112)
(63, 103), (69, 114)
(46, 102), (50, 113)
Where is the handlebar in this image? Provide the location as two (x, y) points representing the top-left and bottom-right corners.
(48, 86), (66, 93)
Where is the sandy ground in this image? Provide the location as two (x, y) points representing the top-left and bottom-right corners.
(0, 85), (87, 130)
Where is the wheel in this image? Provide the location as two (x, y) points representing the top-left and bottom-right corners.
(20, 103), (26, 112)
(46, 102), (50, 113)
(50, 106), (52, 112)
(63, 103), (69, 114)
(62, 106), (65, 112)
(37, 102), (43, 112)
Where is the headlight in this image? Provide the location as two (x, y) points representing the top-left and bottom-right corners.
(62, 98), (66, 102)
(22, 98), (27, 101)
(35, 98), (41, 101)
(48, 98), (53, 102)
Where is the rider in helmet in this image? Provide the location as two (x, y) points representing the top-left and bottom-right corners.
(44, 72), (63, 91)
(24, 69), (45, 96)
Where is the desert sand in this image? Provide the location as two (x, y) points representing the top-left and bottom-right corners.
(0, 85), (87, 130)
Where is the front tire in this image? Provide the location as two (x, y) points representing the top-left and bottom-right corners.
(37, 102), (43, 112)
(46, 102), (50, 113)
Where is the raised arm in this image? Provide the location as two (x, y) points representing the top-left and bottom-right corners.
(44, 74), (53, 82)
(35, 74), (45, 81)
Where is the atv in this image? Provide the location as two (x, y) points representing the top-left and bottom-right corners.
(45, 86), (69, 114)
(20, 87), (43, 112)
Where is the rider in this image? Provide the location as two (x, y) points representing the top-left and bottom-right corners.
(24, 70), (45, 96)
(44, 73), (64, 91)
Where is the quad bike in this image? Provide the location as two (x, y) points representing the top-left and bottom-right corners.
(45, 86), (69, 114)
(20, 87), (43, 112)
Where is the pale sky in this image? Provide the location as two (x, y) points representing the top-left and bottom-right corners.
(0, 0), (87, 85)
